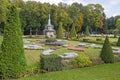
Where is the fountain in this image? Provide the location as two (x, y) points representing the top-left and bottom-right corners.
(44, 14), (56, 38)
(43, 14), (65, 45)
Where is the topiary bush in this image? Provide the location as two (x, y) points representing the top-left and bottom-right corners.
(100, 36), (115, 63)
(57, 22), (64, 39)
(117, 36), (120, 46)
(85, 26), (90, 36)
(0, 5), (26, 79)
(75, 54), (92, 68)
(40, 54), (63, 72)
(69, 24), (76, 39)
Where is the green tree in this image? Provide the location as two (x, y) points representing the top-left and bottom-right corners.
(85, 26), (90, 36)
(76, 13), (84, 32)
(116, 18), (120, 33)
(100, 36), (115, 63)
(57, 22), (64, 39)
(83, 4), (104, 33)
(0, 5), (26, 78)
(53, 8), (71, 30)
(69, 24), (76, 38)
(67, 5), (79, 28)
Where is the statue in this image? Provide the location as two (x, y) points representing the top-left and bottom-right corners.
(44, 14), (56, 38)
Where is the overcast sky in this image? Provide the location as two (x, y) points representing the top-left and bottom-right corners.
(23, 0), (120, 18)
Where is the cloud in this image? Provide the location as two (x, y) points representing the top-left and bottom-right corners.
(110, 0), (120, 5)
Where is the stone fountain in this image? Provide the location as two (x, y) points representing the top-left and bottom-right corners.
(43, 14), (56, 38)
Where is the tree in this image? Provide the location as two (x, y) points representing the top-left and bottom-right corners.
(106, 16), (116, 29)
(85, 26), (90, 36)
(117, 36), (120, 46)
(116, 18), (120, 33)
(100, 36), (115, 63)
(76, 13), (84, 32)
(53, 8), (71, 30)
(0, 5), (26, 78)
(69, 24), (76, 38)
(57, 22), (64, 39)
(67, 5), (79, 28)
(83, 4), (104, 33)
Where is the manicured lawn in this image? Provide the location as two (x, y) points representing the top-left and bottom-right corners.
(19, 62), (120, 80)
(0, 36), (120, 80)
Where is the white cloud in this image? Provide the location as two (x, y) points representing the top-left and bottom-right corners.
(110, 0), (120, 5)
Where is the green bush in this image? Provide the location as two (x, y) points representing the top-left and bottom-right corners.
(100, 36), (115, 63)
(83, 38), (89, 42)
(57, 22), (64, 39)
(40, 54), (63, 72)
(117, 36), (120, 46)
(75, 54), (92, 68)
(85, 26), (90, 36)
(90, 56), (104, 65)
(0, 5), (26, 79)
(69, 24), (76, 38)
(46, 38), (57, 42)
(61, 59), (78, 70)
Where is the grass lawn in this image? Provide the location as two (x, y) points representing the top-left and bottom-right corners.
(0, 36), (120, 80)
(19, 62), (120, 80)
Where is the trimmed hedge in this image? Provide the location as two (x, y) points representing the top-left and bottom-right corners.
(85, 26), (90, 36)
(57, 22), (64, 39)
(0, 5), (26, 79)
(100, 36), (115, 63)
(40, 54), (63, 72)
(69, 24), (76, 38)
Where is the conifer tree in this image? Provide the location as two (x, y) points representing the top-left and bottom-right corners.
(100, 36), (115, 63)
(69, 24), (76, 38)
(85, 26), (90, 36)
(117, 36), (120, 46)
(57, 22), (64, 39)
(0, 5), (26, 78)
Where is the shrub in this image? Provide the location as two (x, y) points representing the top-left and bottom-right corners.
(92, 58), (104, 65)
(46, 38), (57, 42)
(0, 5), (26, 79)
(40, 54), (63, 72)
(61, 59), (78, 70)
(117, 36), (120, 46)
(75, 54), (92, 68)
(85, 26), (90, 36)
(100, 36), (115, 63)
(69, 24), (76, 38)
(83, 38), (89, 42)
(57, 22), (64, 39)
